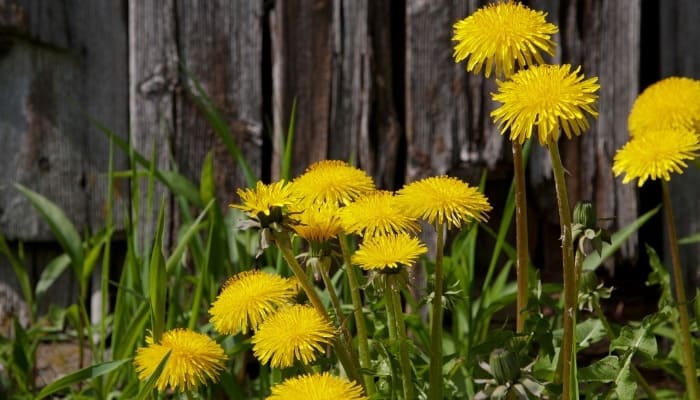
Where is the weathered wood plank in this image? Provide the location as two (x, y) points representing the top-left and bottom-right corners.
(0, 0), (128, 241)
(174, 0), (263, 201)
(129, 0), (178, 247)
(270, 0), (332, 178)
(660, 0), (700, 288)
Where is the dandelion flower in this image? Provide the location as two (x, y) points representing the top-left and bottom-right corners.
(352, 233), (427, 271)
(453, 1), (558, 79)
(133, 329), (226, 392)
(252, 305), (336, 368)
(612, 128), (699, 187)
(628, 76), (700, 138)
(491, 64), (600, 145)
(396, 176), (491, 229)
(267, 372), (368, 400)
(292, 160), (375, 206)
(209, 270), (298, 335)
(340, 191), (420, 237)
(291, 203), (343, 243)
(231, 180), (299, 230)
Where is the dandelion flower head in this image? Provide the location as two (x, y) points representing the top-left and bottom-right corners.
(267, 372), (368, 400)
(291, 202), (343, 243)
(491, 64), (600, 145)
(453, 1), (558, 79)
(396, 176), (491, 229)
(340, 191), (419, 237)
(209, 270), (298, 335)
(612, 127), (699, 187)
(252, 305), (336, 368)
(292, 160), (375, 206)
(231, 180), (298, 226)
(133, 329), (226, 392)
(352, 233), (427, 271)
(628, 76), (700, 138)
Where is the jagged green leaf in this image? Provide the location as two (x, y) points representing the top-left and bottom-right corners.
(578, 355), (619, 382)
(611, 325), (657, 359)
(575, 318), (606, 349)
(15, 184), (85, 275)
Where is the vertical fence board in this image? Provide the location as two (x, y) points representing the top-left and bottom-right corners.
(660, 0), (700, 289)
(270, 0), (332, 178)
(129, 0), (178, 247)
(175, 0), (263, 199)
(0, 0), (127, 309)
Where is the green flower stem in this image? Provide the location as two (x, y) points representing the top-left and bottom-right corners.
(428, 222), (446, 400)
(273, 232), (362, 386)
(592, 298), (658, 400)
(512, 142), (530, 332)
(547, 142), (576, 399)
(317, 256), (354, 349)
(661, 181), (700, 399)
(339, 233), (376, 397)
(389, 274), (414, 400)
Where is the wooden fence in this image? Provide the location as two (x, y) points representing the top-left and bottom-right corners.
(1, 0), (699, 311)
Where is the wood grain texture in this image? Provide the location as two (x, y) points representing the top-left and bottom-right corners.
(660, 0), (700, 288)
(174, 0), (263, 200)
(129, 0), (178, 247)
(0, 0), (128, 241)
(271, 0), (332, 178)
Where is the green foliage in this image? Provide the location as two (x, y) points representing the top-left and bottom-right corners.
(1, 76), (696, 400)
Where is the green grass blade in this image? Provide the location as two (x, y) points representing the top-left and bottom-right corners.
(188, 218), (215, 331)
(35, 253), (71, 304)
(35, 359), (130, 399)
(679, 231), (700, 245)
(0, 235), (34, 319)
(15, 184), (85, 275)
(82, 227), (113, 284)
(149, 197), (168, 341)
(281, 98), (297, 180)
(165, 199), (215, 273)
(87, 116), (202, 207)
(200, 150), (216, 205)
(583, 205), (661, 271)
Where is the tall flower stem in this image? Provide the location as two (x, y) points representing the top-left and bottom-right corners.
(512, 142), (530, 332)
(339, 233), (377, 397)
(318, 256), (354, 349)
(386, 274), (414, 400)
(661, 181), (700, 399)
(273, 232), (362, 387)
(428, 223), (446, 400)
(547, 142), (576, 399)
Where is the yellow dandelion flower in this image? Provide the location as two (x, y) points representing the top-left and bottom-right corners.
(292, 160), (375, 206)
(133, 329), (226, 392)
(339, 191), (420, 237)
(209, 270), (298, 335)
(453, 1), (558, 79)
(628, 76), (700, 138)
(252, 305), (336, 368)
(291, 203), (343, 242)
(352, 233), (427, 271)
(231, 180), (298, 226)
(612, 128), (699, 187)
(491, 64), (600, 145)
(396, 176), (491, 229)
(267, 372), (368, 400)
